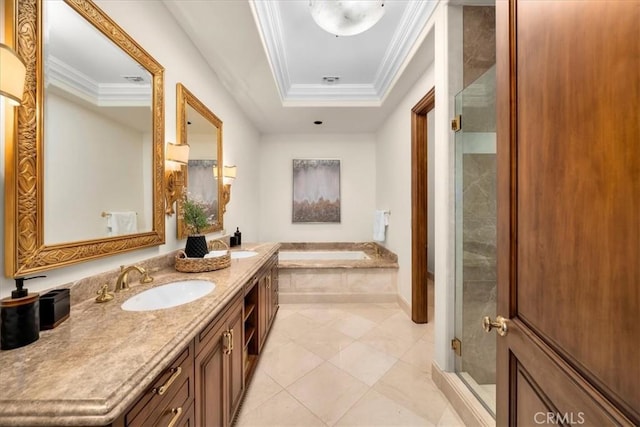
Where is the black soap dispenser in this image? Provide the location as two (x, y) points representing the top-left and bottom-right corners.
(1, 276), (45, 350)
(234, 227), (242, 246)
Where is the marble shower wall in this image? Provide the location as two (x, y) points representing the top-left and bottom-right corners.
(462, 153), (496, 385)
(462, 6), (496, 134)
(460, 6), (497, 386)
(463, 6), (496, 88)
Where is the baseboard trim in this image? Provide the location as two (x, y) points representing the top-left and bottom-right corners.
(431, 362), (495, 427)
(279, 293), (396, 304)
(396, 294), (411, 317)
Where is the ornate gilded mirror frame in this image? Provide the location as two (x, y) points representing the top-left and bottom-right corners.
(4, 0), (165, 277)
(176, 83), (224, 239)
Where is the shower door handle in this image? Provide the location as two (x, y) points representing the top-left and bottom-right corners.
(482, 315), (509, 337)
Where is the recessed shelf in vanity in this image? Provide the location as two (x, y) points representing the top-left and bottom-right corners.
(243, 276), (260, 382)
(242, 252), (279, 385)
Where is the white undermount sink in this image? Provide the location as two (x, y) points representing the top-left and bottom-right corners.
(230, 250), (258, 259)
(121, 280), (215, 312)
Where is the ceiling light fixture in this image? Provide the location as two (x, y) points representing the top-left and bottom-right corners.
(309, 1), (385, 37)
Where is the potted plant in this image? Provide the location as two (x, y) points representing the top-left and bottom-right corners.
(181, 195), (211, 258)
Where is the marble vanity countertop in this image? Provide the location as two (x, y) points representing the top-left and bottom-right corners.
(0, 242), (280, 426)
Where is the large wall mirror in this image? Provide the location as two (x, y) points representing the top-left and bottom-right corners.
(4, 0), (165, 276)
(175, 83), (223, 239)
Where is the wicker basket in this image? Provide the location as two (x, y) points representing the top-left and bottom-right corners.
(175, 239), (231, 272)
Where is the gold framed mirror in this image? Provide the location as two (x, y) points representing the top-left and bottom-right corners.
(4, 0), (165, 277)
(175, 83), (223, 239)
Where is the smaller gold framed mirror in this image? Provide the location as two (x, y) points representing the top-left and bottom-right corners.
(175, 83), (224, 239)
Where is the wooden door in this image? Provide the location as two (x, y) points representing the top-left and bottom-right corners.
(195, 301), (244, 427)
(258, 273), (269, 351)
(411, 89), (435, 323)
(194, 318), (226, 427)
(227, 301), (245, 423)
(496, 1), (639, 426)
(270, 262), (279, 325)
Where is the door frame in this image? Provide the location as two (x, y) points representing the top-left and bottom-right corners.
(411, 88), (435, 323)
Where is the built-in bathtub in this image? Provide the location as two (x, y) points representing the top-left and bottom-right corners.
(278, 242), (398, 303)
(279, 250), (370, 261)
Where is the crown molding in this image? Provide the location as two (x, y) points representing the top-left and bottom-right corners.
(250, 0), (291, 101)
(372, 1), (438, 96)
(47, 55), (151, 106)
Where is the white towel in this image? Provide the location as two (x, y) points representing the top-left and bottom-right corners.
(107, 211), (137, 236)
(373, 210), (389, 242)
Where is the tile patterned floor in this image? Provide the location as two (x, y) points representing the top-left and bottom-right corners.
(235, 303), (465, 426)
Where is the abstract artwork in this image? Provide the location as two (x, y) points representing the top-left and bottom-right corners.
(292, 159), (341, 223)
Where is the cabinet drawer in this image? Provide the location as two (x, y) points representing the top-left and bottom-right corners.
(136, 378), (192, 427)
(125, 342), (194, 427)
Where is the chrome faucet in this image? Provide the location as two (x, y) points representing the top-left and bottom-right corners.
(115, 265), (153, 292)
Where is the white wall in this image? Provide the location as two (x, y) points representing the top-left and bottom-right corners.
(433, 2), (463, 373)
(375, 63), (435, 306)
(258, 133), (376, 243)
(0, 0), (260, 298)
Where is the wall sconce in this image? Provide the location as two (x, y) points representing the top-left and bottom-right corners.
(0, 43), (27, 106)
(165, 142), (190, 215)
(219, 165), (237, 213)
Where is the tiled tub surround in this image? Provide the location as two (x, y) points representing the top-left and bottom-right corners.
(0, 242), (280, 426)
(278, 243), (398, 304)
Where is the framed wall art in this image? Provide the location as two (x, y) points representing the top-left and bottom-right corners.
(292, 159), (341, 223)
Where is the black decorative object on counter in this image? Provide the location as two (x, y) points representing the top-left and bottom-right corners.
(234, 227), (242, 246)
(185, 235), (209, 258)
(39, 289), (70, 330)
(1, 276), (45, 350)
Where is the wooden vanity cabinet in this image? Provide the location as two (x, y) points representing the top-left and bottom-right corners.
(194, 293), (244, 427)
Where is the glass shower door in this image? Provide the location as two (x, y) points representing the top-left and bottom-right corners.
(453, 65), (497, 416)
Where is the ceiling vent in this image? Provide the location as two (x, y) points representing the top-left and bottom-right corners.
(122, 75), (145, 83)
(322, 76), (340, 85)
